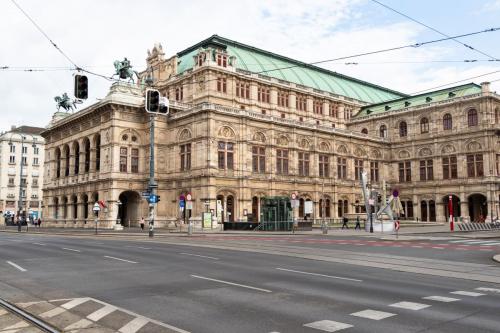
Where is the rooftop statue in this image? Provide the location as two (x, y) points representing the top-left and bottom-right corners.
(54, 93), (77, 112)
(113, 57), (139, 83)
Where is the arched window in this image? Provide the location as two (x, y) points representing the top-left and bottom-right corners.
(420, 118), (429, 133)
(83, 138), (90, 173)
(495, 107), (499, 123)
(55, 148), (61, 178)
(73, 141), (80, 175)
(467, 109), (478, 127)
(399, 121), (408, 137)
(443, 113), (452, 130)
(361, 128), (368, 135)
(64, 145), (70, 177)
(94, 135), (101, 171)
(379, 125), (387, 138)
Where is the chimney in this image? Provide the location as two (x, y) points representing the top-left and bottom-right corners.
(481, 81), (490, 93)
(11, 125), (16, 131)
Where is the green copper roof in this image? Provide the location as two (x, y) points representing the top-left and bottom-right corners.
(355, 83), (482, 118)
(177, 35), (406, 104)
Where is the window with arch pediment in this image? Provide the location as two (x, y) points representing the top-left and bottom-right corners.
(399, 121), (408, 137)
(420, 117), (429, 133)
(379, 124), (387, 138)
(443, 113), (452, 130)
(361, 128), (368, 134)
(467, 108), (478, 127)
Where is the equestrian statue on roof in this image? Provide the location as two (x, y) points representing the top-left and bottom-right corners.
(113, 57), (139, 83)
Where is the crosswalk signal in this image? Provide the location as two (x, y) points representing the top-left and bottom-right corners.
(146, 89), (160, 113)
(74, 75), (88, 100)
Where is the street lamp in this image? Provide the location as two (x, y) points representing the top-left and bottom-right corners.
(8, 133), (37, 232)
(368, 183), (374, 233)
(93, 202), (100, 234)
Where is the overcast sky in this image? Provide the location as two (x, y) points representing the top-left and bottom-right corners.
(1, 0), (499, 133)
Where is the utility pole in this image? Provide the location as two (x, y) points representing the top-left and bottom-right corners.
(149, 115), (157, 238)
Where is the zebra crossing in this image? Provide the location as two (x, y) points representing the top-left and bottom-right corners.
(3, 297), (189, 333)
(448, 239), (500, 246)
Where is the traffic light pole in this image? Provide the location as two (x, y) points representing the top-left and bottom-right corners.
(148, 115), (157, 238)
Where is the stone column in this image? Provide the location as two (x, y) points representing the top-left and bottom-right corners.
(460, 192), (469, 222)
(413, 195), (421, 222)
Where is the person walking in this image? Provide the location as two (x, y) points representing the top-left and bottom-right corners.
(140, 217), (145, 230)
(341, 216), (349, 229)
(37, 218), (41, 228)
(355, 216), (361, 230)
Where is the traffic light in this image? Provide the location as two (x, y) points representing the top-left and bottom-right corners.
(159, 97), (169, 115)
(146, 89), (160, 113)
(74, 75), (88, 99)
(157, 196), (161, 203)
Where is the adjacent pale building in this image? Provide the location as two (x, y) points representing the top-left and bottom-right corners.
(41, 35), (500, 228)
(0, 126), (45, 222)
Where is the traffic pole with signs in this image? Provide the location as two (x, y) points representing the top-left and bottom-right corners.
(186, 193), (193, 236)
(93, 202), (100, 235)
(448, 195), (454, 232)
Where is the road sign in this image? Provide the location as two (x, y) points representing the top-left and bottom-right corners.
(186, 201), (193, 210)
(179, 200), (185, 208)
(148, 195), (158, 204)
(393, 189), (399, 197)
(186, 193), (192, 201)
(291, 199), (299, 208)
(142, 191), (151, 197)
(368, 198), (374, 205)
(179, 194), (185, 201)
(291, 193), (297, 200)
(93, 202), (100, 212)
(394, 220), (400, 231)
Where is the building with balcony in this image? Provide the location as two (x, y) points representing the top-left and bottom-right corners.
(41, 35), (500, 228)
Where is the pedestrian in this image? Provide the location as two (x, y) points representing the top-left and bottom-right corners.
(37, 218), (41, 228)
(140, 217), (145, 230)
(355, 216), (361, 230)
(342, 216), (349, 229)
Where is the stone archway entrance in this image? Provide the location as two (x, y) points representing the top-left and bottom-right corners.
(118, 191), (141, 226)
(442, 195), (460, 222)
(468, 194), (487, 222)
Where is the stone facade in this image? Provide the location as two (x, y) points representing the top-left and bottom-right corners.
(41, 38), (500, 228)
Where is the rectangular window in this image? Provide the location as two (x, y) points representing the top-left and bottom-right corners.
(22, 156), (27, 165)
(180, 144), (191, 171)
(497, 154), (500, 176)
(20, 178), (27, 186)
(22, 146), (27, 154)
(419, 160), (433, 181)
(218, 142), (234, 170)
(277, 91), (289, 107)
(10, 145), (15, 153)
(276, 149), (289, 175)
(252, 146), (266, 173)
(32, 178), (38, 187)
(217, 77), (227, 93)
(33, 157), (39, 165)
(298, 152), (310, 176)
(236, 81), (250, 99)
(467, 154), (483, 177)
(296, 94), (307, 111)
(370, 161), (379, 182)
(8, 178), (14, 185)
(257, 86), (270, 103)
(131, 148), (139, 173)
(319, 155), (329, 177)
(120, 147), (127, 172)
(354, 159), (363, 180)
(217, 53), (227, 67)
(9, 156), (15, 164)
(443, 156), (458, 179)
(337, 157), (347, 179)
(399, 161), (411, 182)
(175, 86), (183, 101)
(329, 104), (338, 118)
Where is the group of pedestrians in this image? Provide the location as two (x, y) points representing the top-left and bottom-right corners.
(341, 216), (362, 230)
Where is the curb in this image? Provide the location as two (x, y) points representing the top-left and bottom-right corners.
(494, 254), (500, 263)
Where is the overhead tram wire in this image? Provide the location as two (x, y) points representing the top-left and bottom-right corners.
(370, 0), (499, 61)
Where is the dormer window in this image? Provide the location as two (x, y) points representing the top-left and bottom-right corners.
(217, 53), (228, 67)
(197, 53), (206, 66)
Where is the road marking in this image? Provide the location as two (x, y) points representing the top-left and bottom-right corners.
(126, 246), (152, 250)
(411, 246), (423, 248)
(423, 296), (460, 302)
(0, 309), (7, 316)
(104, 256), (138, 264)
(32, 242), (46, 246)
(62, 247), (81, 252)
(180, 253), (219, 260)
(476, 287), (500, 294)
(481, 242), (500, 246)
(65, 318), (93, 331)
(61, 297), (90, 309)
(276, 268), (362, 282)
(87, 304), (116, 321)
(40, 307), (66, 318)
(191, 274), (272, 293)
(4, 321), (30, 330)
(119, 316), (149, 333)
(6, 261), (26, 272)
(450, 291), (485, 297)
(303, 320), (353, 332)
(350, 309), (396, 320)
(431, 247), (445, 250)
(389, 301), (430, 310)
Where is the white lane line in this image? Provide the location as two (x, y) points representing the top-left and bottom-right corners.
(303, 320), (353, 332)
(350, 309), (396, 320)
(449, 240), (480, 243)
(104, 256), (138, 264)
(276, 268), (362, 282)
(450, 291), (485, 297)
(180, 253), (219, 260)
(480, 242), (500, 246)
(476, 287), (500, 294)
(87, 304), (116, 321)
(191, 274), (272, 293)
(431, 247), (445, 250)
(118, 316), (149, 333)
(62, 247), (81, 252)
(411, 246), (423, 248)
(423, 296), (460, 302)
(32, 242), (46, 246)
(6, 261), (27, 272)
(61, 297), (90, 309)
(126, 246), (152, 250)
(40, 307), (66, 318)
(64, 318), (93, 331)
(389, 301), (430, 310)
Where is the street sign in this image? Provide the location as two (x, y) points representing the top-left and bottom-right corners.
(179, 200), (185, 208)
(368, 198), (374, 205)
(291, 193), (297, 200)
(186, 201), (193, 210)
(394, 220), (400, 231)
(142, 191), (151, 197)
(186, 193), (192, 201)
(93, 202), (100, 212)
(291, 199), (299, 208)
(148, 195), (158, 204)
(393, 189), (399, 197)
(179, 194), (185, 201)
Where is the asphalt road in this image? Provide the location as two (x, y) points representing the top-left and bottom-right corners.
(1, 232), (500, 333)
